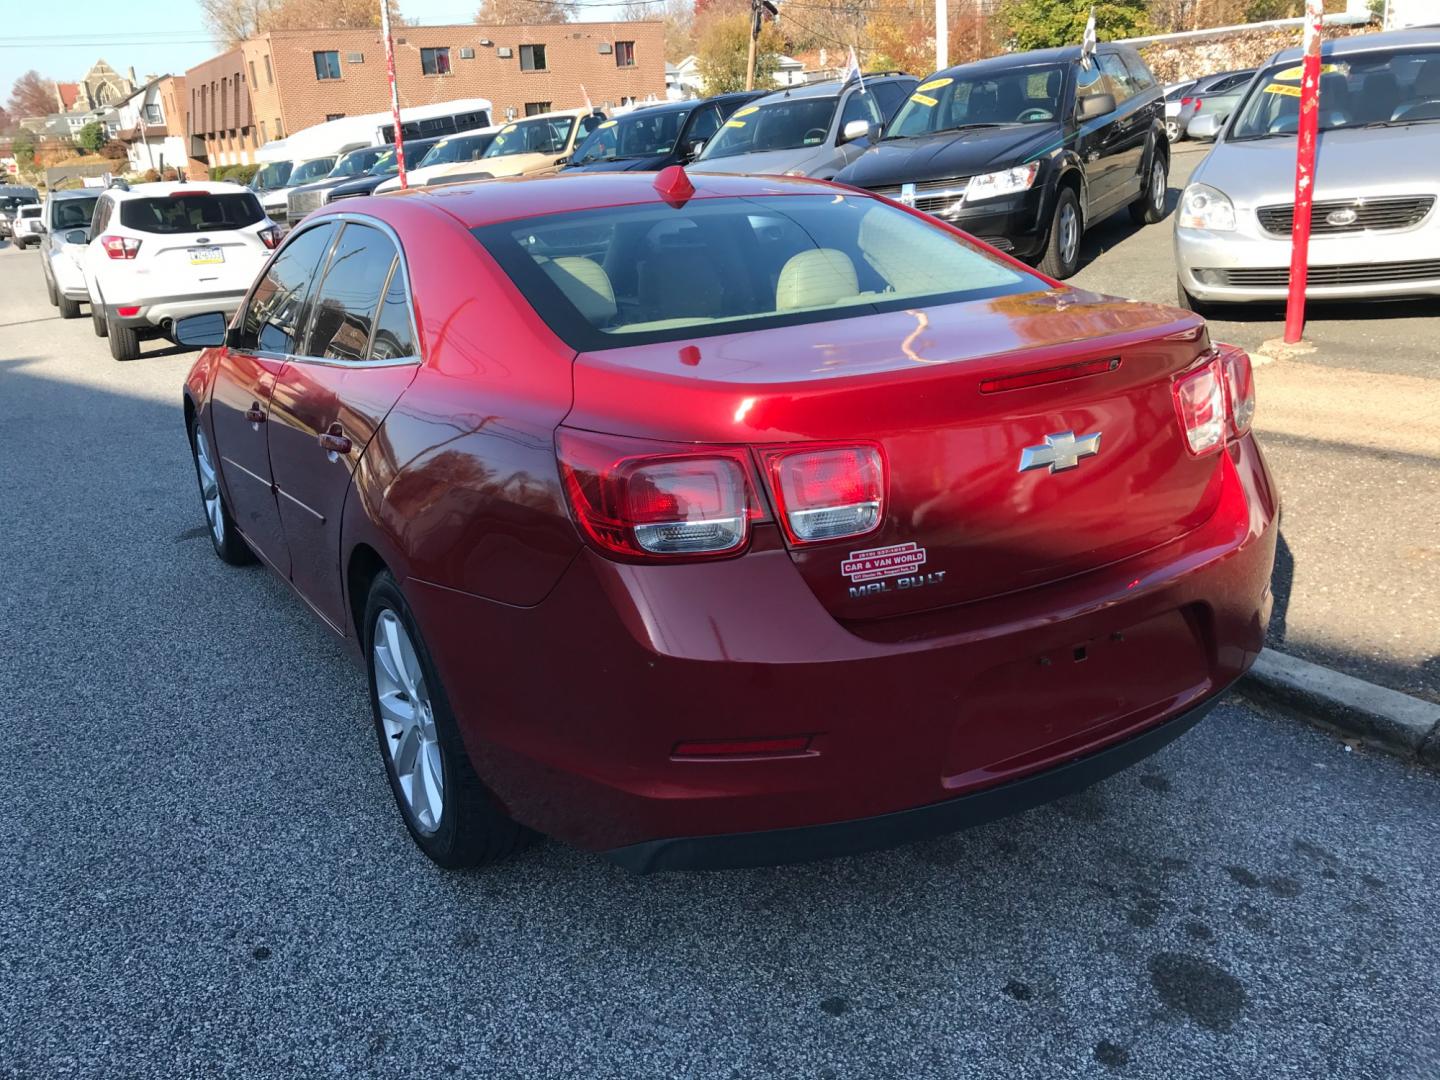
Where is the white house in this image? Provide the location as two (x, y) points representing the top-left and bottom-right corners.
(670, 53), (809, 96)
(114, 77), (187, 175)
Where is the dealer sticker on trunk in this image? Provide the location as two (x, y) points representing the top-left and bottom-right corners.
(841, 542), (927, 582)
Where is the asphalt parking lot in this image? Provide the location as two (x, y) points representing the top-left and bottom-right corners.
(2, 208), (1439, 1078)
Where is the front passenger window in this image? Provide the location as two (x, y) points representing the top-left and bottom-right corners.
(840, 90), (882, 135)
(1097, 54), (1136, 103)
(241, 222), (337, 354)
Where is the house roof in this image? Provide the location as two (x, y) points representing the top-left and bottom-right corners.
(56, 82), (80, 109)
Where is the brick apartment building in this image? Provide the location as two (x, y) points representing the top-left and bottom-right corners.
(185, 21), (664, 169)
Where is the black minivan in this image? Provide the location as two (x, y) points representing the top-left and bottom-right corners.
(835, 45), (1169, 278)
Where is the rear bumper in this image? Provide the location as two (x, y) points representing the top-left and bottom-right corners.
(406, 434), (1278, 863)
(609, 693), (1220, 872)
(106, 291), (246, 330)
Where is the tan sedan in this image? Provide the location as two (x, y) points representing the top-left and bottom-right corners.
(423, 108), (607, 185)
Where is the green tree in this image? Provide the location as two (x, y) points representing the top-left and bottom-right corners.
(695, 11), (782, 94)
(999, 0), (1149, 51)
(12, 128), (37, 171)
(77, 120), (108, 154)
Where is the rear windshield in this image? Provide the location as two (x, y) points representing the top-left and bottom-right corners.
(473, 194), (1043, 350)
(50, 196), (99, 228)
(119, 193), (264, 234)
(1, 192), (39, 211)
(19, 206), (41, 218)
(700, 98), (837, 158)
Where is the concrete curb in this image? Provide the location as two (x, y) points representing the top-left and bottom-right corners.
(1239, 648), (1440, 769)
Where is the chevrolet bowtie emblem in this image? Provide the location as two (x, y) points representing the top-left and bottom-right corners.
(1018, 430), (1102, 474)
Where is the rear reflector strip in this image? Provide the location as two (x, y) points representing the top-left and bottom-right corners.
(980, 357), (1120, 393)
(116, 306), (141, 317)
(673, 737), (811, 758)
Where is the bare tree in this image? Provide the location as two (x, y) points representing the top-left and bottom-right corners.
(7, 71), (58, 120)
(198, 0), (403, 48)
(620, 0), (695, 61)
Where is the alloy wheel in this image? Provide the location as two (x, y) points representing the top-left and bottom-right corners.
(194, 427), (224, 544)
(1152, 159), (1167, 213)
(1058, 202), (1079, 268)
(373, 610), (444, 835)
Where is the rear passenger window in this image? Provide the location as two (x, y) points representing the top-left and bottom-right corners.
(304, 223), (397, 361)
(369, 271), (416, 360)
(242, 222), (337, 354)
(869, 80), (909, 121)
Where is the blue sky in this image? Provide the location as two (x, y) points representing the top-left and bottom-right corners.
(3, 0), (622, 109)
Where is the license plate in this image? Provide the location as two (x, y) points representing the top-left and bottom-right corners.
(189, 246), (224, 266)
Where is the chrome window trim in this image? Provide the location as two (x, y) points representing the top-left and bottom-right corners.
(237, 210), (423, 369)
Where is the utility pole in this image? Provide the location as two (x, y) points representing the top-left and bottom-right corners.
(380, 0), (407, 189)
(936, 0), (948, 73)
(744, 0), (779, 92)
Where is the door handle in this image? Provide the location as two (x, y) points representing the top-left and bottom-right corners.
(318, 424), (352, 457)
(245, 402), (266, 424)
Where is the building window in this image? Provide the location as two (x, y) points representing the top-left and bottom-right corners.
(248, 60), (258, 85)
(520, 44), (547, 72)
(274, 117), (283, 138)
(524, 101), (551, 116)
(144, 103), (162, 124)
(325, 113), (345, 122)
(421, 47), (452, 76)
(263, 56), (274, 85)
(314, 51), (342, 80)
(260, 120), (268, 142)
(615, 41), (635, 68)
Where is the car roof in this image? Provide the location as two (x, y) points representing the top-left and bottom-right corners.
(933, 46), (1087, 80)
(506, 107), (597, 122)
(113, 181), (255, 198)
(383, 169), (844, 228)
(49, 188), (100, 200)
(1269, 24), (1440, 66)
(747, 73), (913, 105)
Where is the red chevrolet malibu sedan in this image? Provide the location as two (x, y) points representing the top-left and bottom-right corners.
(177, 167), (1276, 872)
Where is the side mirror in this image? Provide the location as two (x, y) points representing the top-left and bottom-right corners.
(34, 222), (46, 234)
(682, 137), (707, 161)
(1187, 114), (1221, 140)
(1077, 93), (1117, 121)
(173, 311), (230, 348)
(840, 118), (872, 144)
(65, 229), (88, 245)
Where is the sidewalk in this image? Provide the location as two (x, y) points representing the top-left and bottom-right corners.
(1072, 144), (1440, 704)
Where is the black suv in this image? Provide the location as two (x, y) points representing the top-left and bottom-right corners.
(563, 91), (767, 173)
(835, 45), (1169, 278)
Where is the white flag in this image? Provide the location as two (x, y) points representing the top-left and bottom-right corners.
(845, 46), (865, 93)
(1080, 7), (1098, 69)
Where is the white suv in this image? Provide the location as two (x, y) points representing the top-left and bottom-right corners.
(12, 204), (44, 248)
(41, 188), (101, 319)
(82, 180), (280, 361)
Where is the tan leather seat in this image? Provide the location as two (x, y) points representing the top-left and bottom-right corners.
(775, 248), (859, 311)
(541, 256), (617, 326)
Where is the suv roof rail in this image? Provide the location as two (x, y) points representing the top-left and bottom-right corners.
(863, 70), (909, 78)
(107, 176), (130, 191)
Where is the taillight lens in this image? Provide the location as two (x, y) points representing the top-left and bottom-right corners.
(258, 225), (282, 250)
(100, 234), (141, 259)
(764, 445), (884, 544)
(1172, 358), (1227, 456)
(556, 429), (756, 560)
(1218, 344), (1255, 437)
(1181, 96), (1193, 106)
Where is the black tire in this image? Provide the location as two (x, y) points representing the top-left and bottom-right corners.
(189, 413), (254, 566)
(1130, 148), (1169, 225)
(91, 298), (108, 337)
(364, 571), (534, 869)
(107, 315), (140, 361)
(1038, 185), (1082, 280)
(58, 292), (82, 319)
(45, 270), (59, 307)
(1177, 281), (1221, 319)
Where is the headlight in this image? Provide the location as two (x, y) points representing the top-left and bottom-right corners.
(1178, 183), (1236, 231)
(965, 162), (1039, 202)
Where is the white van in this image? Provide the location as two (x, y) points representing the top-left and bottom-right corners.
(250, 98), (493, 218)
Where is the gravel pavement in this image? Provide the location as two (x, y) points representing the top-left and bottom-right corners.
(1073, 144), (1440, 703)
(2, 221), (1439, 1079)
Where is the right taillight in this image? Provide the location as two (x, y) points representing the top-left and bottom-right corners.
(556, 428), (757, 560)
(1218, 344), (1255, 437)
(1173, 358), (1227, 456)
(100, 234), (141, 260)
(763, 445), (884, 545)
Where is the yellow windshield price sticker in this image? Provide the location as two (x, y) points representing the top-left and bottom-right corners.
(1273, 63), (1339, 81)
(734, 105), (760, 117)
(910, 92), (939, 108)
(1263, 83), (1303, 97)
(724, 119), (746, 128)
(917, 77), (953, 92)
(501, 123), (517, 133)
(598, 120), (617, 129)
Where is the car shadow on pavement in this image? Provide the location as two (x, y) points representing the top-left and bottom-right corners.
(1075, 185), (1182, 277)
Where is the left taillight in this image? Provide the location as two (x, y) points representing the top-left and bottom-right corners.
(762, 445), (884, 545)
(556, 429), (758, 560)
(1218, 344), (1255, 437)
(258, 226), (282, 250)
(100, 234), (141, 259)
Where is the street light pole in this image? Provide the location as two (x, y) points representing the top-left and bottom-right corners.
(936, 0), (948, 73)
(380, 0), (407, 189)
(1282, 0), (1324, 344)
